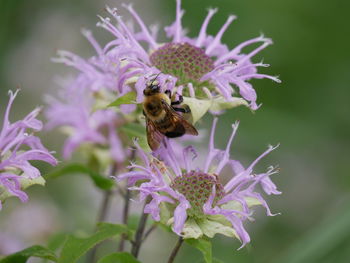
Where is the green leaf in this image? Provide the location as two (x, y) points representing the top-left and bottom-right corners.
(58, 223), (130, 263)
(185, 238), (212, 263)
(97, 252), (141, 263)
(108, 92), (137, 107)
(119, 122), (150, 152)
(275, 207), (350, 263)
(45, 163), (114, 190)
(0, 245), (57, 263)
(47, 233), (68, 251)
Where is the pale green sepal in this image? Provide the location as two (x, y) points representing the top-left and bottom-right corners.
(183, 96), (250, 124)
(0, 186), (13, 203)
(20, 176), (46, 189)
(125, 76), (139, 85)
(198, 218), (238, 239)
(245, 196), (262, 207)
(221, 197), (262, 212)
(181, 218), (203, 239)
(182, 97), (211, 124)
(159, 202), (173, 225)
(0, 176), (45, 203)
(221, 200), (242, 211)
(209, 96), (249, 112)
(165, 217), (203, 239)
(206, 214), (232, 227)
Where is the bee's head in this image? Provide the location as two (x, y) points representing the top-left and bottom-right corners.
(143, 82), (161, 96)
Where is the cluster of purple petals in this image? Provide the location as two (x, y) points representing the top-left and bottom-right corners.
(47, 0), (281, 160)
(0, 91), (57, 209)
(118, 118), (280, 248)
(45, 77), (126, 163)
(91, 0), (280, 109)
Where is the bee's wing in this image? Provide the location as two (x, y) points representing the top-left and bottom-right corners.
(146, 117), (164, 151)
(161, 100), (198, 136)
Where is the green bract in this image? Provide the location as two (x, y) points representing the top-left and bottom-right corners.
(160, 196), (262, 240)
(0, 176), (45, 204)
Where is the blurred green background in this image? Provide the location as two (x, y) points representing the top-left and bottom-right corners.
(1, 0), (350, 262)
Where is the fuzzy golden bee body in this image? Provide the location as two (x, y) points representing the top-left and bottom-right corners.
(143, 82), (198, 151)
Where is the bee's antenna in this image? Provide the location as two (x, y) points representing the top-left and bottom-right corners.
(150, 72), (161, 86)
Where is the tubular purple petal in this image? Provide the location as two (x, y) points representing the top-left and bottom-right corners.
(195, 8), (218, 47)
(205, 15), (237, 55)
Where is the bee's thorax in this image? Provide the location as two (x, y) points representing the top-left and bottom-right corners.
(143, 93), (170, 122)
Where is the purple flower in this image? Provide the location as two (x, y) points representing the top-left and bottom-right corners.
(84, 0), (279, 110)
(0, 91), (57, 209)
(45, 78), (127, 163)
(117, 118), (280, 248)
(48, 0), (280, 159)
(51, 0), (279, 115)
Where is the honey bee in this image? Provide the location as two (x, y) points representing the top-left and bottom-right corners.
(143, 79), (198, 151)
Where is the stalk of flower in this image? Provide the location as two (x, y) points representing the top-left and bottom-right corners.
(0, 90), (57, 209)
(117, 118), (281, 249)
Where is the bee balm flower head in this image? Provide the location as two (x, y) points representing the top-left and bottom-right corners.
(52, 0), (280, 126)
(117, 118), (281, 248)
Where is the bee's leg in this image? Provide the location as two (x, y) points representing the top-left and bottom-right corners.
(171, 94), (183, 106)
(165, 90), (171, 99)
(173, 105), (191, 113)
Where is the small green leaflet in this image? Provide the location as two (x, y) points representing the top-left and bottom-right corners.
(108, 92), (137, 107)
(185, 238), (212, 263)
(0, 176), (45, 204)
(45, 163), (114, 190)
(97, 252), (141, 263)
(0, 245), (57, 263)
(119, 122), (150, 152)
(58, 223), (130, 263)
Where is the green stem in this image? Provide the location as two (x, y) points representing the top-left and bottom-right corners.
(167, 237), (184, 263)
(97, 190), (112, 222)
(118, 188), (131, 251)
(131, 196), (152, 258)
(118, 148), (136, 251)
(142, 223), (157, 242)
(87, 164), (118, 263)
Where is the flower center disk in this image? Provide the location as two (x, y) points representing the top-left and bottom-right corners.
(171, 171), (224, 219)
(150, 42), (214, 86)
